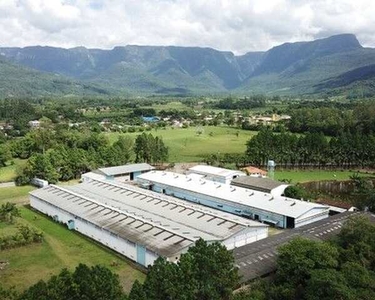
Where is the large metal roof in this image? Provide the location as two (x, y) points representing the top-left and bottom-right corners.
(188, 165), (245, 178)
(231, 176), (287, 192)
(137, 171), (329, 219)
(30, 178), (265, 258)
(98, 163), (154, 176)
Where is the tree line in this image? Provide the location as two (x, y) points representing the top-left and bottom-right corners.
(246, 128), (375, 168)
(287, 101), (375, 136)
(10, 127), (167, 185)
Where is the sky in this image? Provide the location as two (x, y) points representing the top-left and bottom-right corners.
(0, 0), (374, 54)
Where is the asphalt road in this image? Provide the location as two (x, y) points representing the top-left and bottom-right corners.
(233, 211), (374, 283)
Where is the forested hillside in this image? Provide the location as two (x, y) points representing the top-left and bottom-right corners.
(1, 34), (375, 97)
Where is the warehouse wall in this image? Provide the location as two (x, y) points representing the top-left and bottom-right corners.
(30, 196), (159, 267)
(223, 227), (268, 249)
(295, 210), (329, 228)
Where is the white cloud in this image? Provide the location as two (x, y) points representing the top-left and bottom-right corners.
(0, 0), (373, 54)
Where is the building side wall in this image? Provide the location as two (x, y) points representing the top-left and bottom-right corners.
(146, 181), (287, 228)
(223, 227), (268, 249)
(30, 196), (159, 267)
(295, 210), (329, 228)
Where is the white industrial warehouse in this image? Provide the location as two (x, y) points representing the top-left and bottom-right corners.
(188, 165), (246, 184)
(136, 171), (330, 228)
(29, 177), (268, 267)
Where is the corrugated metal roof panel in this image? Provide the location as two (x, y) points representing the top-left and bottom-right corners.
(137, 171), (329, 219)
(30, 178), (266, 258)
(98, 163), (155, 176)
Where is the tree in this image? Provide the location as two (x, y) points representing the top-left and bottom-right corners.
(111, 135), (134, 165)
(129, 239), (239, 300)
(276, 238), (339, 287)
(0, 202), (21, 224)
(0, 144), (11, 167)
(304, 269), (353, 300)
(16, 153), (59, 185)
(283, 185), (307, 200)
(134, 133), (168, 164)
(335, 216), (375, 268)
(19, 264), (127, 300)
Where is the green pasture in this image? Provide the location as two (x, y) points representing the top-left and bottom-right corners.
(274, 169), (374, 183)
(107, 126), (258, 162)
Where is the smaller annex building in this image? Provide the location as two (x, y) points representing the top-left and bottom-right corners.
(231, 176), (289, 197)
(136, 171), (330, 229)
(82, 163), (155, 183)
(30, 177), (267, 267)
(188, 165), (246, 184)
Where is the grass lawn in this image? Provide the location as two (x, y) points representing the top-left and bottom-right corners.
(0, 159), (27, 183)
(0, 186), (35, 205)
(107, 126), (257, 162)
(0, 188), (145, 293)
(274, 170), (374, 183)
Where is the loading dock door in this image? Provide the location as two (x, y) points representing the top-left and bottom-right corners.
(286, 217), (295, 228)
(67, 220), (75, 230)
(136, 244), (146, 266)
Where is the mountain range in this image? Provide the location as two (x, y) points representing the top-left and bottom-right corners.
(1, 33), (375, 97)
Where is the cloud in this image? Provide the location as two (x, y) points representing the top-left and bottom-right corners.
(0, 0), (373, 54)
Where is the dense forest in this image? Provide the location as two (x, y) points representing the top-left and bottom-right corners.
(245, 129), (375, 168)
(5, 128), (168, 185)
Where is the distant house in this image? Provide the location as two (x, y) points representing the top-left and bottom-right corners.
(231, 176), (289, 197)
(82, 163), (155, 183)
(142, 116), (160, 123)
(29, 120), (41, 128)
(241, 166), (268, 177)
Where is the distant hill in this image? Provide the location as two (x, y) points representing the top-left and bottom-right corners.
(0, 57), (116, 98)
(1, 33), (375, 97)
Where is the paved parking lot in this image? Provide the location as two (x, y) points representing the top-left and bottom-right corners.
(234, 211), (374, 283)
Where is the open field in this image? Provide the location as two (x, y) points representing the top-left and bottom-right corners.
(0, 187), (145, 293)
(0, 159), (27, 183)
(0, 185), (35, 204)
(141, 101), (192, 111)
(107, 126), (258, 162)
(274, 170), (374, 183)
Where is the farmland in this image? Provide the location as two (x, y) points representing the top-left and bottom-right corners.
(274, 170), (373, 183)
(107, 126), (258, 162)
